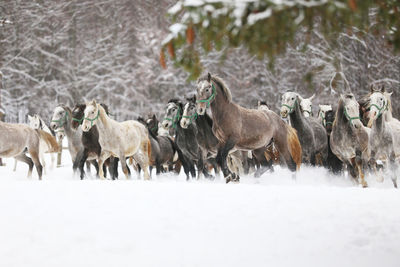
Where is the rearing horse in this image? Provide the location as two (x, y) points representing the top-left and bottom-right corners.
(196, 73), (301, 183)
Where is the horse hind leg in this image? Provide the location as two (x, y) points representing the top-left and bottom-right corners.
(15, 153), (34, 178)
(139, 140), (151, 180)
(29, 150), (43, 180)
(389, 152), (398, 188)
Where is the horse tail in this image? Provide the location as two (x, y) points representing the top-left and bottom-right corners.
(286, 125), (302, 171)
(37, 129), (60, 153)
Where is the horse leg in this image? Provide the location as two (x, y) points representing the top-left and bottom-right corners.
(50, 153), (55, 170)
(13, 158), (17, 172)
(121, 153), (132, 179)
(29, 150), (43, 180)
(97, 151), (109, 180)
(368, 151), (382, 183)
(15, 153), (34, 178)
(109, 157), (119, 180)
(217, 140), (237, 183)
(139, 140), (151, 180)
(356, 150), (367, 188)
(74, 148), (85, 179)
(389, 151), (398, 188)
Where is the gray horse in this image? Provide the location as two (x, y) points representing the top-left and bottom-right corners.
(330, 94), (369, 187)
(281, 92), (328, 166)
(196, 73), (302, 183)
(367, 91), (398, 188)
(50, 105), (83, 163)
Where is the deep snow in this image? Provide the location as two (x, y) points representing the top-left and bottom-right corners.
(0, 152), (400, 267)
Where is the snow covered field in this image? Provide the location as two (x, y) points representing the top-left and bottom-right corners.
(1, 153), (400, 267)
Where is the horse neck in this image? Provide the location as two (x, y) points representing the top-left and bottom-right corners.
(374, 113), (385, 132)
(289, 100), (305, 128)
(334, 101), (353, 136)
(209, 85), (232, 123)
(62, 108), (74, 136)
(93, 105), (110, 134)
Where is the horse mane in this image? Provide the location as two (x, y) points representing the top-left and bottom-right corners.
(198, 73), (232, 102)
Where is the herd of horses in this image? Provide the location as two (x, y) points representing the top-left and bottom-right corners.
(1, 73), (399, 188)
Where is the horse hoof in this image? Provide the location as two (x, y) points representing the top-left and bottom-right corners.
(225, 174), (232, 183)
(361, 182), (368, 188)
(231, 173), (240, 183)
(376, 176), (384, 183)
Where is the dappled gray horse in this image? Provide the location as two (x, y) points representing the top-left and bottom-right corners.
(367, 91), (398, 188)
(281, 92), (328, 165)
(330, 94), (369, 187)
(50, 105), (83, 163)
(196, 73), (301, 183)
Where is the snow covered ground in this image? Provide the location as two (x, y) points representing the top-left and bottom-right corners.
(0, 152), (400, 267)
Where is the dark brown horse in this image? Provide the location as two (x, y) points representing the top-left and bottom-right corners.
(195, 73), (301, 182)
(137, 114), (177, 176)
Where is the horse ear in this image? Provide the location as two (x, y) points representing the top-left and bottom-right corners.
(380, 85), (385, 92)
(309, 93), (315, 100)
(207, 72), (211, 82)
(152, 114), (156, 120)
(257, 100), (261, 107)
(370, 84), (374, 93)
(91, 99), (96, 106)
(28, 114), (32, 120)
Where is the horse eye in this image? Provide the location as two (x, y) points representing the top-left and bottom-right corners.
(291, 97), (295, 100)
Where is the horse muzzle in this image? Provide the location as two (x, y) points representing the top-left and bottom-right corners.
(280, 109), (288, 118)
(196, 103), (206, 115)
(162, 121), (170, 129)
(180, 119), (189, 129)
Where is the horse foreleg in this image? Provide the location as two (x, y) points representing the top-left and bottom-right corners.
(217, 140), (237, 183)
(368, 151), (382, 183)
(98, 151), (109, 180)
(356, 150), (367, 188)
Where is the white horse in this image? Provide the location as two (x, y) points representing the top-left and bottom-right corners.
(81, 100), (151, 180)
(367, 91), (398, 187)
(317, 104), (333, 126)
(26, 114), (58, 173)
(0, 121), (44, 179)
(299, 94), (315, 117)
(382, 91), (400, 160)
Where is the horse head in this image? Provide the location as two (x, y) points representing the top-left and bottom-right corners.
(82, 100), (100, 132)
(196, 72), (215, 115)
(180, 96), (197, 129)
(71, 104), (86, 129)
(299, 94), (315, 117)
(50, 105), (69, 131)
(367, 91), (390, 127)
(341, 94), (363, 130)
(318, 104), (332, 126)
(28, 114), (41, 129)
(280, 92), (299, 118)
(257, 100), (270, 112)
(162, 99), (182, 129)
(147, 114), (159, 136)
